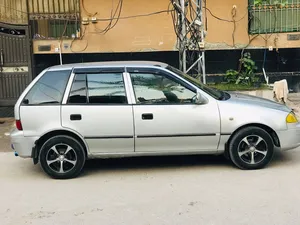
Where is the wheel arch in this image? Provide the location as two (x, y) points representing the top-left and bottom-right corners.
(33, 129), (89, 164)
(224, 123), (280, 156)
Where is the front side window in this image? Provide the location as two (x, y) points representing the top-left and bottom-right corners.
(167, 65), (224, 100)
(23, 70), (71, 105)
(131, 73), (196, 104)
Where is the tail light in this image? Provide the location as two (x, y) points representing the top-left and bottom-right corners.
(16, 120), (23, 131)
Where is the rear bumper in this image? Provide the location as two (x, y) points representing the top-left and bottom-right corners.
(10, 129), (38, 158)
(277, 123), (300, 151)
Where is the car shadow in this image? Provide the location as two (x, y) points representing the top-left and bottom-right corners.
(84, 154), (228, 171)
(81, 148), (295, 176)
(16, 148), (296, 179)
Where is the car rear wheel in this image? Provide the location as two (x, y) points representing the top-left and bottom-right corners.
(229, 126), (274, 169)
(39, 135), (86, 179)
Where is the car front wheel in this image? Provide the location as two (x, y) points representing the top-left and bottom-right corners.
(39, 135), (86, 179)
(229, 126), (274, 169)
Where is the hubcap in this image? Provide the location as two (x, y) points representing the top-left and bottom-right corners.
(237, 135), (268, 165)
(46, 144), (77, 174)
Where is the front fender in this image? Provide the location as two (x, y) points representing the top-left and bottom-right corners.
(218, 101), (289, 134)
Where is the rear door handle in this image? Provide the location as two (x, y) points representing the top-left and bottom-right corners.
(70, 114), (82, 121)
(142, 113), (153, 120)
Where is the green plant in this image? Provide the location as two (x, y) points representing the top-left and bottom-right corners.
(239, 52), (258, 85)
(225, 52), (260, 86)
(252, 77), (260, 83)
(208, 83), (268, 91)
(225, 69), (239, 84)
(254, 0), (287, 7)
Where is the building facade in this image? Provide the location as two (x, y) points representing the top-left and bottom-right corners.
(1, 0), (300, 105)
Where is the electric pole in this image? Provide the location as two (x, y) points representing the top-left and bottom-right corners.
(180, 0), (187, 73)
(172, 0), (206, 84)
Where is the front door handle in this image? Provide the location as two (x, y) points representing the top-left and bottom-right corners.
(70, 114), (82, 121)
(142, 113), (153, 120)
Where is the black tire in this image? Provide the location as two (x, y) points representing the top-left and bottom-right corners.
(39, 135), (86, 179)
(229, 126), (274, 170)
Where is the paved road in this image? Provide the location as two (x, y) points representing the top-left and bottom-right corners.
(1, 149), (300, 225)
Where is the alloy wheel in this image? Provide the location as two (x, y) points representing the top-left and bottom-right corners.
(237, 135), (268, 165)
(46, 144), (77, 174)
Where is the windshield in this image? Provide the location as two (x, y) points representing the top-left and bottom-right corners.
(166, 65), (224, 100)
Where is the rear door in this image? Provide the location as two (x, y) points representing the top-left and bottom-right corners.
(61, 67), (134, 154)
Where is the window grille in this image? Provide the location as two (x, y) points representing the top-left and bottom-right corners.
(0, 0), (28, 24)
(249, 0), (300, 34)
(28, 0), (80, 39)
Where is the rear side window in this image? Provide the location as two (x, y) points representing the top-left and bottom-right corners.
(87, 73), (127, 104)
(68, 73), (127, 104)
(23, 70), (71, 105)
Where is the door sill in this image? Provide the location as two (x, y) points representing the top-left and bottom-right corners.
(88, 150), (221, 159)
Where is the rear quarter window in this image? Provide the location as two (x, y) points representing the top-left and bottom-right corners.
(23, 70), (71, 105)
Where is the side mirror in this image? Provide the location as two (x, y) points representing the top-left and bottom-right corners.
(22, 99), (29, 105)
(194, 91), (207, 104)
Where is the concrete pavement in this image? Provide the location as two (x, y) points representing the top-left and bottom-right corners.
(1, 148), (300, 225)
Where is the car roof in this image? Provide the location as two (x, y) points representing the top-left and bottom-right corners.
(48, 61), (169, 71)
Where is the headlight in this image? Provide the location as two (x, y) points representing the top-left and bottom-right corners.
(286, 112), (298, 123)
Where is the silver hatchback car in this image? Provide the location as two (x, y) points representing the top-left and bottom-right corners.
(10, 61), (300, 179)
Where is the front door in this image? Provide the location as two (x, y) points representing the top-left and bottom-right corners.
(128, 68), (220, 153)
(61, 69), (134, 154)
(0, 22), (32, 106)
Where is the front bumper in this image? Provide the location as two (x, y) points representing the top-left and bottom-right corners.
(10, 128), (38, 158)
(277, 123), (300, 151)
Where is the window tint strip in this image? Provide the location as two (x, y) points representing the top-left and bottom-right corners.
(73, 67), (124, 74)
